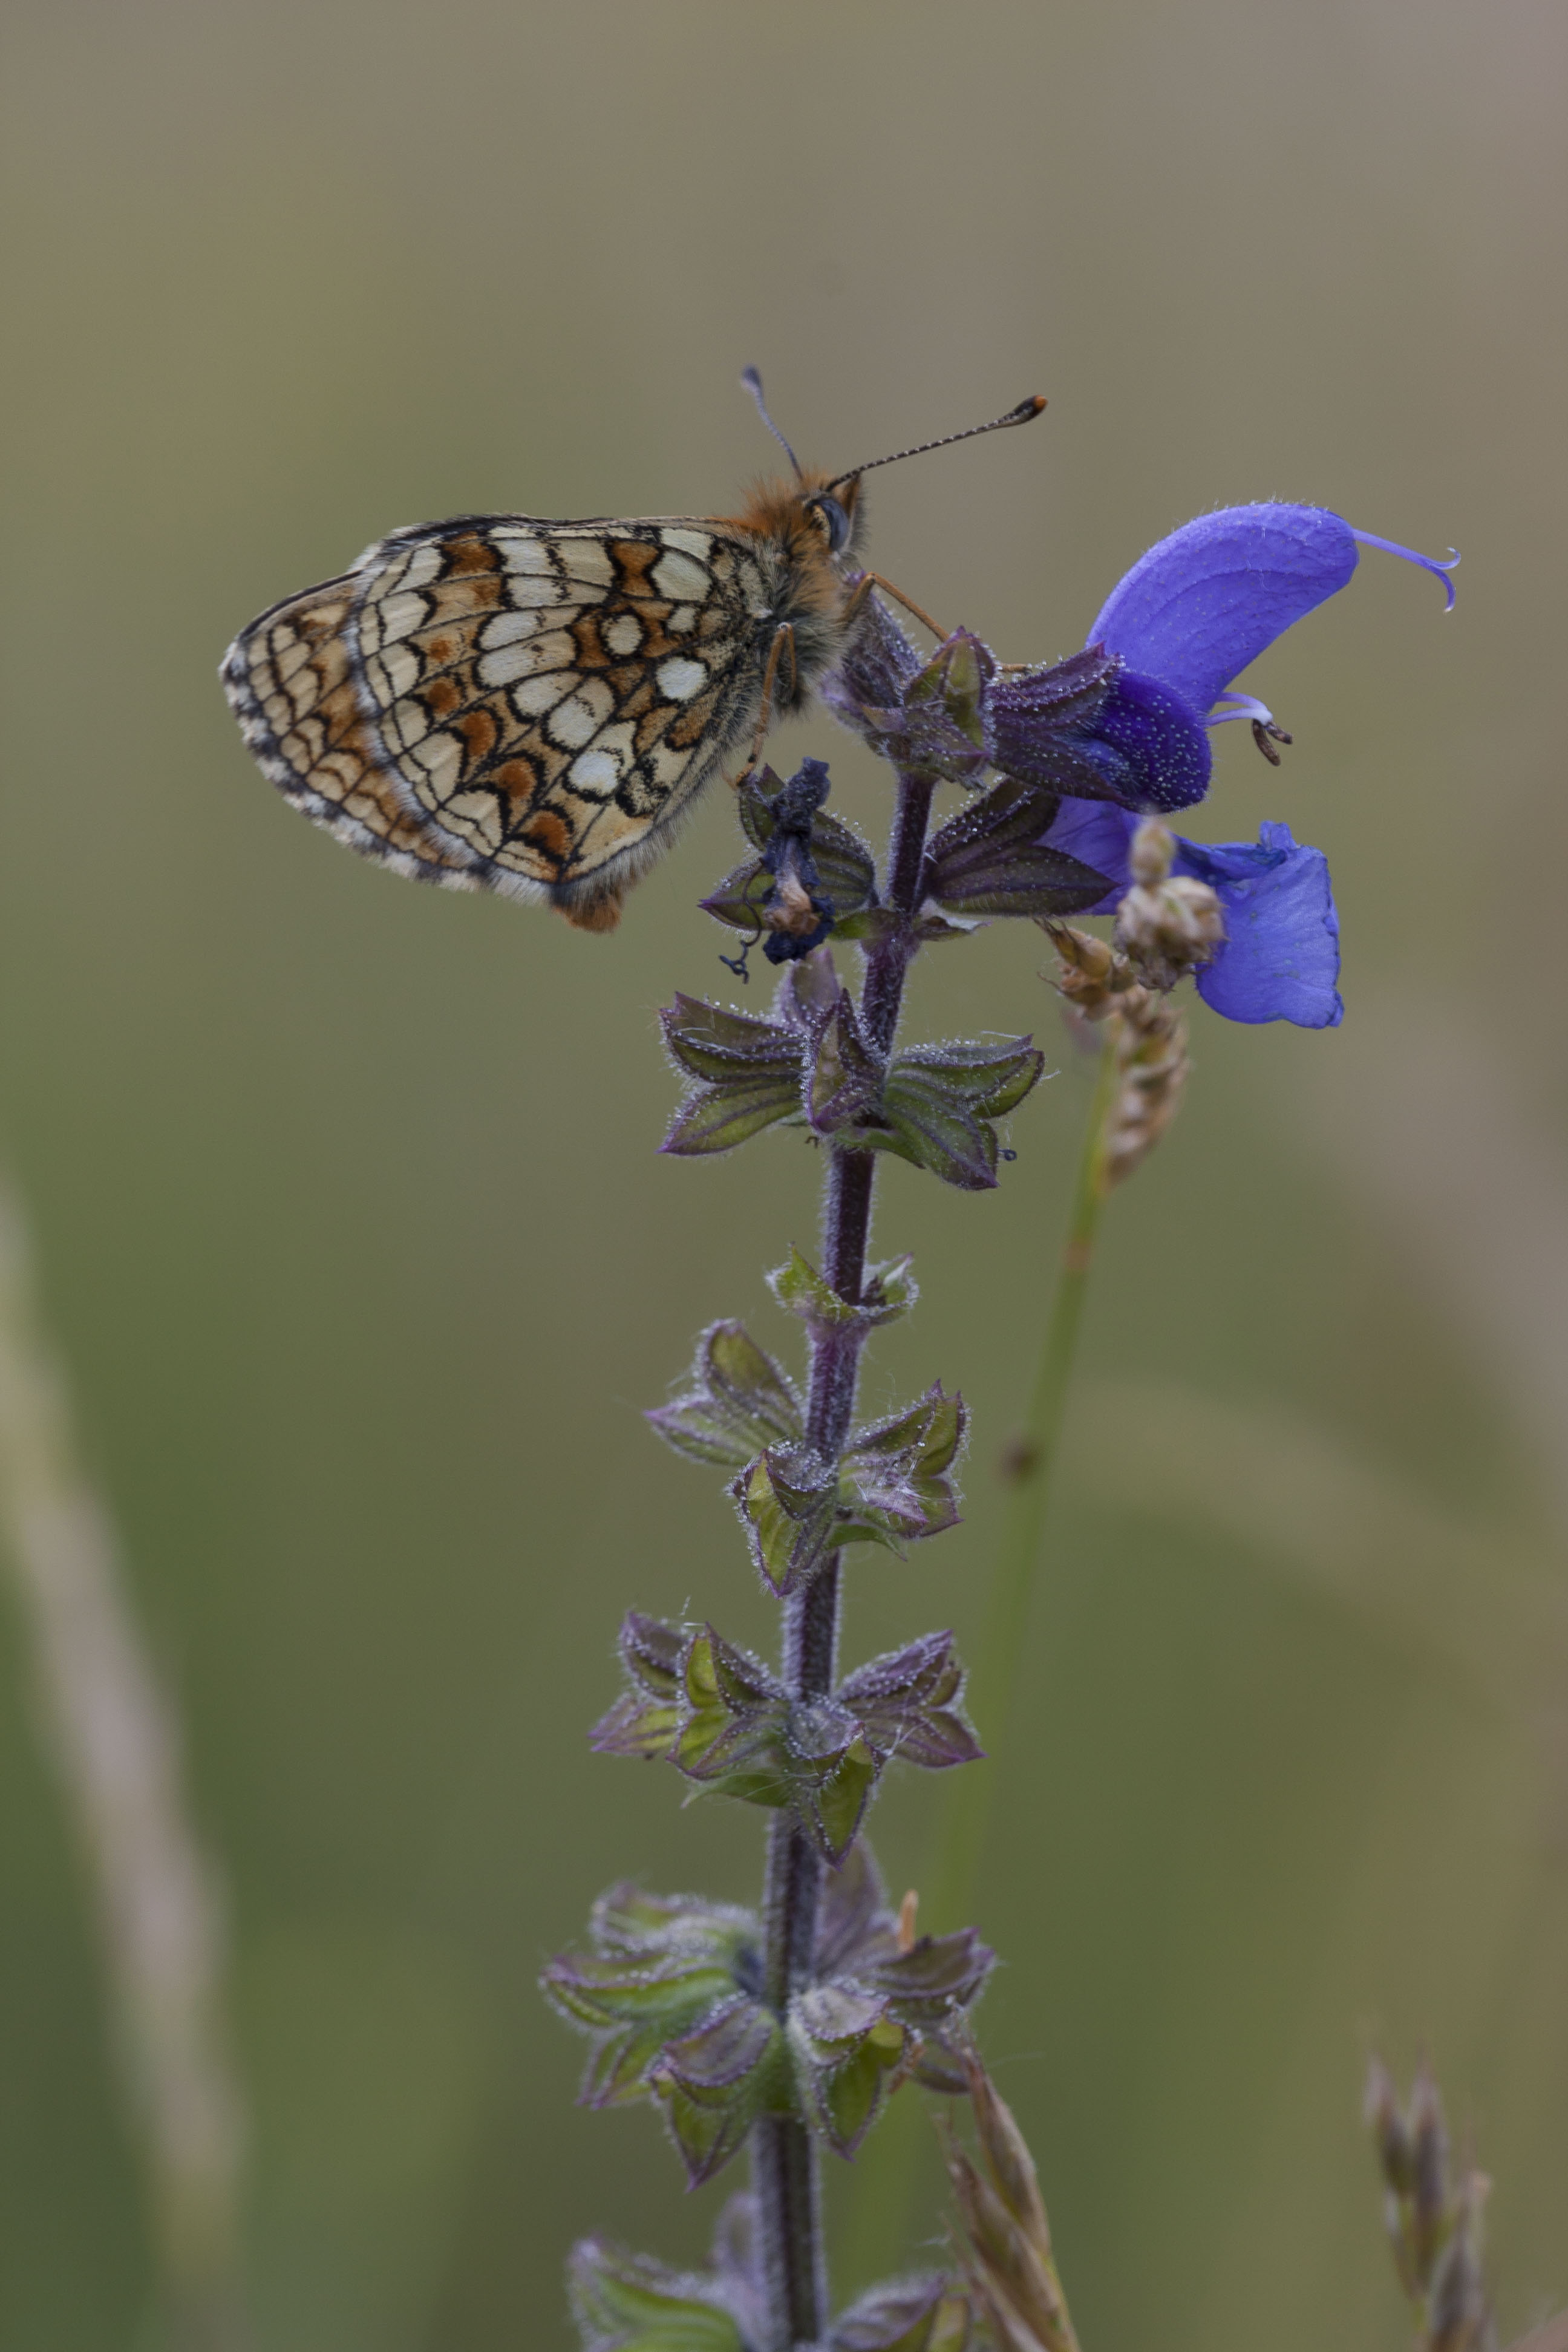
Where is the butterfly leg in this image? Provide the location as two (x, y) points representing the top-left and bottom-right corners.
(735, 622), (799, 785)
(843, 571), (947, 641)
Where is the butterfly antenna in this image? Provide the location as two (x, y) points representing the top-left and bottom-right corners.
(740, 366), (804, 482)
(829, 394), (1047, 489)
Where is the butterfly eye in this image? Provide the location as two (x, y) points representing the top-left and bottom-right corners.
(805, 495), (852, 554)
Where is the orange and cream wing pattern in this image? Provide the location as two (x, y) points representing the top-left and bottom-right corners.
(221, 517), (777, 923)
(221, 569), (481, 887)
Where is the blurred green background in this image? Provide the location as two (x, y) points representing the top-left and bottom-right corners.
(1, 0), (1564, 2344)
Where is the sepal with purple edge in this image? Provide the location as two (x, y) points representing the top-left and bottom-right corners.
(730, 1443), (842, 1594)
(769, 1245), (918, 1333)
(789, 1947), (995, 2157)
(837, 1631), (982, 1768)
(648, 1994), (791, 2187)
(790, 1910), (996, 2150)
(808, 991), (885, 1136)
(822, 604), (997, 785)
(819, 598), (926, 757)
(666, 1625), (982, 1861)
(669, 1626), (876, 1862)
(886, 630), (996, 787)
(923, 776), (1114, 921)
(567, 2237), (746, 2352)
(730, 1385), (967, 1592)
(645, 1321), (803, 1469)
(813, 1843), (995, 2096)
(829, 2272), (973, 2351)
(710, 2195), (769, 2352)
(589, 1612), (685, 1761)
(788, 1980), (912, 2156)
(541, 1884), (759, 2111)
(836, 1387), (967, 1552)
(673, 1627), (793, 1806)
(981, 646), (1129, 803)
(872, 1040), (1045, 1191)
(659, 993), (805, 1155)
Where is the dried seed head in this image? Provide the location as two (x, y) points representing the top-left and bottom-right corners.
(1365, 2054), (1415, 2195)
(1040, 923), (1194, 1188)
(1365, 2056), (1497, 2352)
(1129, 814), (1175, 889)
(1041, 923), (1138, 1021)
(938, 2034), (1081, 2352)
(1102, 990), (1191, 1190)
(1410, 2057), (1451, 2265)
(1114, 820), (1226, 991)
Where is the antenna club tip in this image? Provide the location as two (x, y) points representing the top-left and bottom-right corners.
(1024, 394), (1047, 418)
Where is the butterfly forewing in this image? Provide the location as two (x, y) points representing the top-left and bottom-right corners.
(224, 515), (780, 916)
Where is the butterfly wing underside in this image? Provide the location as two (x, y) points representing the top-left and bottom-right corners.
(221, 517), (776, 920)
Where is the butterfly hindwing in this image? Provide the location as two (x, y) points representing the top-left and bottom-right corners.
(221, 569), (480, 889)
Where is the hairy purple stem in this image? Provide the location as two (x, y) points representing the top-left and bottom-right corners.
(753, 769), (936, 2352)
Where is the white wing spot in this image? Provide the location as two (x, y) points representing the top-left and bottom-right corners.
(558, 540), (617, 586)
(510, 674), (571, 717)
(660, 528), (713, 560)
(668, 606), (697, 633)
(507, 575), (578, 610)
(497, 535), (555, 575)
(604, 612), (644, 656)
(547, 681), (615, 747)
(385, 543), (443, 593)
(371, 592), (430, 647)
(657, 657), (708, 702)
(481, 607), (550, 649)
(569, 748), (622, 797)
(652, 549), (711, 602)
(479, 630), (576, 688)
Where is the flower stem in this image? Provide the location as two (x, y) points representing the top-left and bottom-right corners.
(841, 1030), (1116, 2293)
(929, 1028), (1117, 1932)
(753, 772), (935, 2352)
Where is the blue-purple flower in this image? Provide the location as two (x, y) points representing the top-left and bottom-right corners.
(981, 501), (1457, 1028)
(987, 502), (1457, 814)
(1047, 799), (1343, 1030)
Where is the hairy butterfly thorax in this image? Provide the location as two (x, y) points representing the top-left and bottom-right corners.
(220, 376), (1042, 932)
(717, 467), (866, 725)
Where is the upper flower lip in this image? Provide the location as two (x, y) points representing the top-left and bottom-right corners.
(1086, 503), (1458, 733)
(1087, 503), (1364, 724)
(984, 501), (1458, 815)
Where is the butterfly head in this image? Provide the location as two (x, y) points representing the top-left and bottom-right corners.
(731, 466), (866, 568)
(801, 480), (857, 557)
(735, 367), (1045, 625)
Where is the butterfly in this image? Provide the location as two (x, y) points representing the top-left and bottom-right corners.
(220, 373), (1045, 932)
